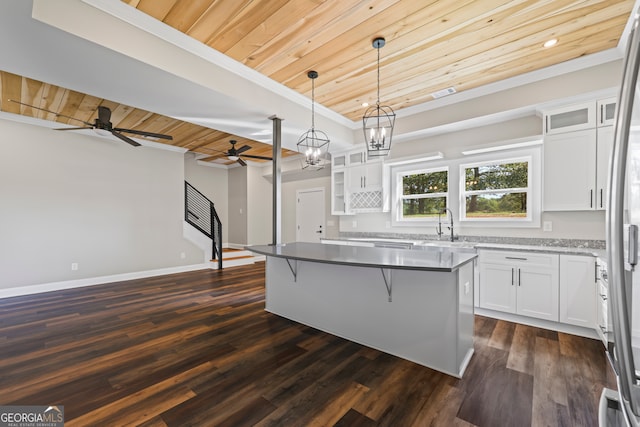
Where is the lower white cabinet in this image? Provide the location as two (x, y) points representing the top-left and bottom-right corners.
(479, 250), (559, 321)
(559, 254), (597, 328)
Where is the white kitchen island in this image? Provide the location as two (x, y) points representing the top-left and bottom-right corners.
(246, 242), (477, 378)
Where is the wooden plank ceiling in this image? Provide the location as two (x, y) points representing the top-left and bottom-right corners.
(0, 0), (634, 163)
(125, 0), (634, 120)
(0, 71), (293, 165)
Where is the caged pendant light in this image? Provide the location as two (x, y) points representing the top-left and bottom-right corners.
(363, 37), (395, 157)
(297, 70), (330, 170)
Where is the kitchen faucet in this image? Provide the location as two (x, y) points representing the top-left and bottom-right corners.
(436, 208), (455, 242)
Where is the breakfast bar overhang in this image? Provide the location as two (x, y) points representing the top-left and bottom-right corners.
(246, 242), (477, 378)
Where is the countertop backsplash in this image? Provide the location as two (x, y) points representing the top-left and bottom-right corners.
(338, 232), (606, 250)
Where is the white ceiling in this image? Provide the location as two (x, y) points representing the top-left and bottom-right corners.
(0, 0), (638, 154)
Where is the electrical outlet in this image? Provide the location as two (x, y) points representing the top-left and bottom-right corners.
(71, 263), (79, 271)
(543, 221), (553, 232)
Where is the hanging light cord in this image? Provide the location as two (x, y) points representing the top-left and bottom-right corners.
(376, 45), (381, 108)
(311, 76), (315, 131)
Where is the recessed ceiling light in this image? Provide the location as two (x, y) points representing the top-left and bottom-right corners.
(543, 38), (558, 48)
(362, 102), (369, 107)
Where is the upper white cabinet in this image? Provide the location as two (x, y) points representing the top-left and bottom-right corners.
(331, 169), (348, 215)
(332, 152), (347, 169)
(478, 250), (559, 322)
(543, 98), (616, 211)
(559, 255), (597, 329)
(544, 102), (596, 135)
(330, 148), (384, 214)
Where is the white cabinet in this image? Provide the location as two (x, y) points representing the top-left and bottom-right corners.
(349, 162), (382, 191)
(330, 148), (385, 214)
(543, 98), (615, 211)
(544, 102), (596, 135)
(597, 97), (617, 127)
(544, 129), (597, 211)
(331, 152), (347, 169)
(331, 169), (349, 215)
(559, 255), (597, 328)
(596, 125), (614, 210)
(478, 250), (559, 321)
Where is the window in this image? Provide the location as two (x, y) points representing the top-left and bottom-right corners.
(460, 157), (531, 221)
(398, 167), (448, 221)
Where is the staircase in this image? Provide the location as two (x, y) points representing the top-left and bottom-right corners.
(210, 247), (264, 269)
(185, 181), (263, 270)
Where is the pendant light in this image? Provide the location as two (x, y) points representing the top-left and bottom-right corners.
(363, 37), (395, 157)
(297, 70), (330, 170)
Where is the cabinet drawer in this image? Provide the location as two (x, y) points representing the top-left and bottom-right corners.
(478, 250), (558, 267)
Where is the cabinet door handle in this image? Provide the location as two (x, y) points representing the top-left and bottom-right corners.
(511, 268), (515, 286)
(364, 176), (366, 188)
(545, 116), (549, 133)
(600, 104), (604, 125)
(600, 189), (604, 208)
(518, 268), (521, 286)
(590, 189), (593, 208)
(506, 256), (527, 261)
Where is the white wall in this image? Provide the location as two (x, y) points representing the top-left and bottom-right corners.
(282, 176), (339, 243)
(0, 118), (203, 290)
(247, 164), (272, 245)
(227, 166), (248, 245)
(340, 116), (606, 240)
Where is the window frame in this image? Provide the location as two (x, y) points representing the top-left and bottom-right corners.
(459, 153), (537, 224)
(393, 164), (449, 225)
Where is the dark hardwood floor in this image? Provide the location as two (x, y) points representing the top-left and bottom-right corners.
(0, 262), (616, 426)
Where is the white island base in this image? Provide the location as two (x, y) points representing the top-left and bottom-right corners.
(264, 256), (475, 378)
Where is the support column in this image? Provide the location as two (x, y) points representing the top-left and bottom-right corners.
(270, 115), (282, 245)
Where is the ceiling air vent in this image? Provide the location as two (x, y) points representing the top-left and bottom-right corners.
(431, 87), (457, 99)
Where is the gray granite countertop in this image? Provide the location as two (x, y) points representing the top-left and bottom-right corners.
(324, 235), (607, 258)
(246, 242), (477, 272)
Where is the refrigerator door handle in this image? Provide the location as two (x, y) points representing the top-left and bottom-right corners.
(627, 224), (638, 268)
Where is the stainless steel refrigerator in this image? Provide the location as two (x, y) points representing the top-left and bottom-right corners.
(600, 10), (640, 426)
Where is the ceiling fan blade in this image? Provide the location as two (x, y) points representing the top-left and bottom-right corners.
(235, 145), (251, 154)
(111, 130), (141, 147)
(113, 127), (173, 140)
(241, 154), (273, 161)
(97, 106), (111, 124)
(8, 99), (92, 125)
(237, 158), (247, 167)
(54, 126), (94, 131)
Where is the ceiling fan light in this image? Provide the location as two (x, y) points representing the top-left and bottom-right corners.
(297, 70), (330, 170)
(227, 155), (239, 161)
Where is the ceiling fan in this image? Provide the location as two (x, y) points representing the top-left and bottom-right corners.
(216, 140), (272, 166)
(8, 100), (173, 146)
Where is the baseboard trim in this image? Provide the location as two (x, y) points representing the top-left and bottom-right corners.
(475, 307), (599, 340)
(0, 263), (210, 299)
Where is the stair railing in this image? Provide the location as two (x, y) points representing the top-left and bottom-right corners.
(185, 181), (223, 270)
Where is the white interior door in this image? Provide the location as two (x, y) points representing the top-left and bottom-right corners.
(296, 188), (325, 242)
